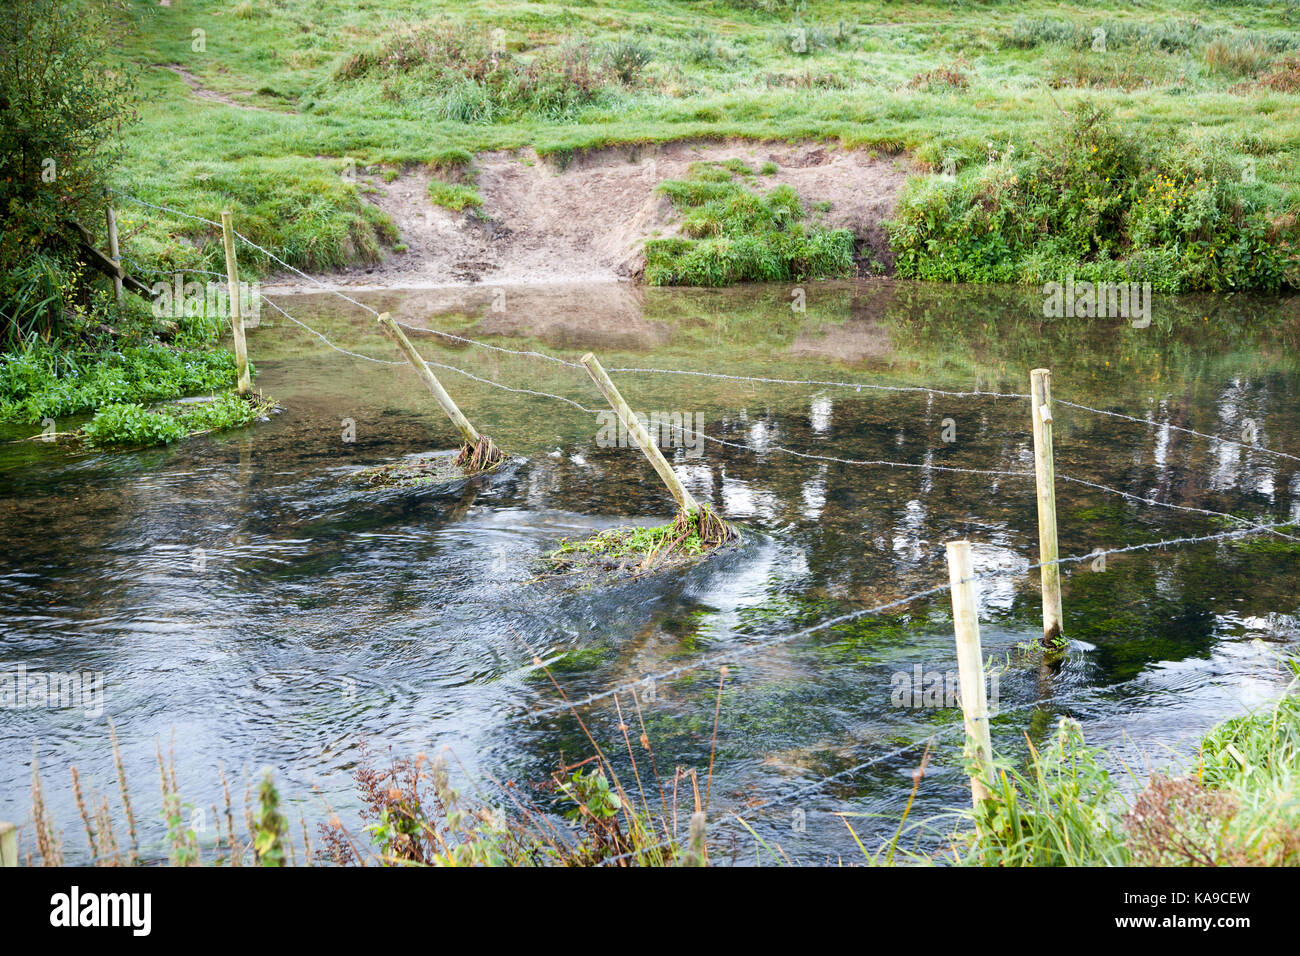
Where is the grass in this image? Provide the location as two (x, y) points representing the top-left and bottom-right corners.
(549, 505), (740, 574)
(100, 0), (1299, 291)
(946, 659), (1300, 866)
(427, 180), (483, 212)
(645, 160), (855, 284)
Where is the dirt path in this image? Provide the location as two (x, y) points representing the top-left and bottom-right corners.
(266, 141), (911, 292)
(158, 64), (277, 111)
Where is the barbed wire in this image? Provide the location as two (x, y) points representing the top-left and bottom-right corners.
(513, 516), (1296, 726)
(71, 191), (1300, 868)
(1056, 472), (1300, 542)
(113, 191), (223, 228)
(252, 302), (1300, 552)
(1056, 398), (1300, 465)
(261, 297), (404, 365)
(393, 318), (584, 368)
(606, 366), (1032, 401)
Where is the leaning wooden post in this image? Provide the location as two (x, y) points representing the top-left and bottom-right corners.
(105, 205), (123, 307)
(0, 821), (16, 867)
(946, 540), (994, 807)
(220, 210), (252, 395)
(377, 312), (483, 447)
(581, 352), (699, 513)
(1030, 368), (1064, 649)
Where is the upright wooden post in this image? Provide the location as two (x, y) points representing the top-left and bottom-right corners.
(581, 353), (699, 513)
(946, 540), (994, 806)
(377, 313), (482, 446)
(681, 811), (707, 866)
(0, 821), (16, 867)
(105, 205), (123, 307)
(1030, 368), (1064, 648)
(220, 210), (251, 396)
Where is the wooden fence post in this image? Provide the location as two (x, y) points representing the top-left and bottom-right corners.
(0, 821), (16, 867)
(581, 353), (699, 513)
(220, 210), (252, 396)
(1030, 368), (1064, 648)
(105, 205), (123, 307)
(681, 811), (707, 866)
(377, 312), (484, 447)
(946, 540), (994, 807)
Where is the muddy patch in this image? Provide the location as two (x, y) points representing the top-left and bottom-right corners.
(268, 141), (910, 292)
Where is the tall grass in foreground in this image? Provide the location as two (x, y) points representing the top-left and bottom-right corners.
(21, 662), (729, 866)
(741, 659), (1300, 867)
(19, 661), (1300, 866)
(946, 659), (1300, 866)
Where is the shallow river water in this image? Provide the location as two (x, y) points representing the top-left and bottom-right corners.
(2, 279), (1298, 864)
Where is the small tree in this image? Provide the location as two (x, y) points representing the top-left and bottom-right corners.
(0, 0), (137, 346)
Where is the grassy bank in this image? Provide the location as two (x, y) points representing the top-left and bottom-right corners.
(5, 0), (1300, 433)
(103, 0), (1299, 290)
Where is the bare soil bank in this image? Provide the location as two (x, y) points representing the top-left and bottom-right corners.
(265, 141), (910, 292)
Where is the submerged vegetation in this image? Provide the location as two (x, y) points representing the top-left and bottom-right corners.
(356, 436), (510, 488)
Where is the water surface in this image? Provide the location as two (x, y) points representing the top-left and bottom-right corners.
(2, 279), (1298, 864)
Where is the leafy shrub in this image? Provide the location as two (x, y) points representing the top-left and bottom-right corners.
(0, 0), (137, 344)
(0, 341), (242, 423)
(646, 163), (853, 286)
(888, 104), (1296, 293)
(82, 402), (190, 446)
(82, 391), (264, 447)
(606, 40), (652, 85)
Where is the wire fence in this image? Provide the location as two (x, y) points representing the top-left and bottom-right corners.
(96, 191), (1300, 863)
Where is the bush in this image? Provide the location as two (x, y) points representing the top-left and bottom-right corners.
(82, 392), (265, 447)
(0, 0), (137, 345)
(646, 163), (853, 286)
(888, 104), (1296, 293)
(606, 40), (652, 85)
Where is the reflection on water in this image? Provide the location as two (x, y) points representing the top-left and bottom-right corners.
(1, 279), (1298, 864)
